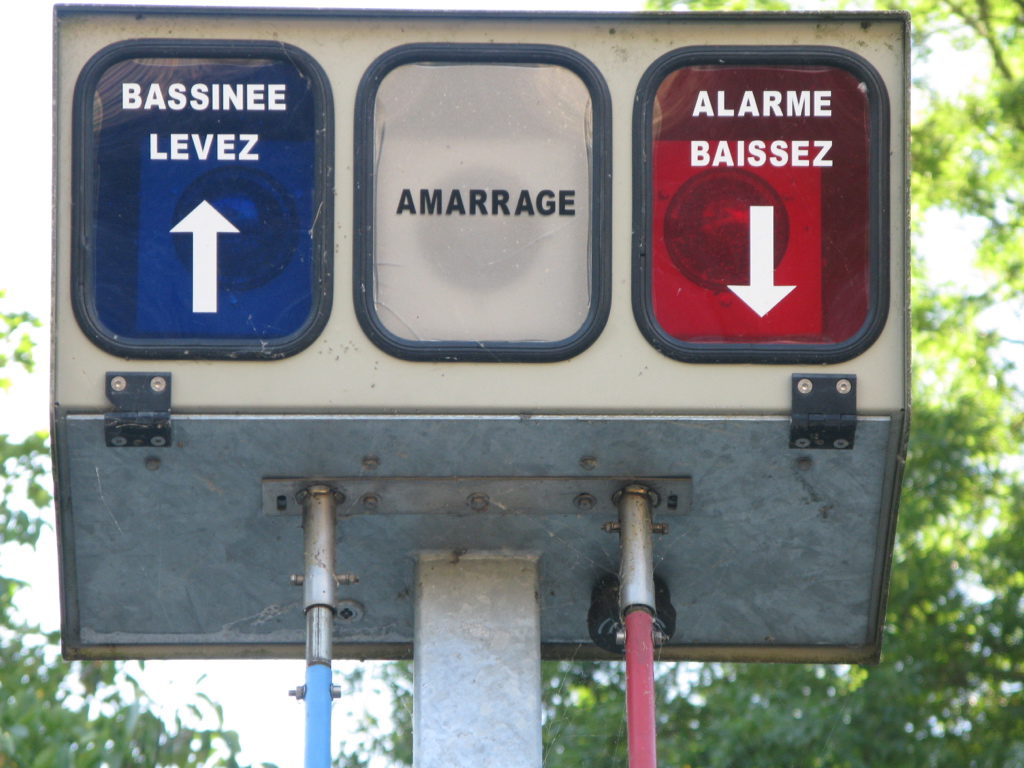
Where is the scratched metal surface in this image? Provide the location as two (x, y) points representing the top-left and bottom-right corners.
(54, 414), (902, 662)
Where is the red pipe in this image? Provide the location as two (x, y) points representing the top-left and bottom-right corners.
(624, 608), (657, 768)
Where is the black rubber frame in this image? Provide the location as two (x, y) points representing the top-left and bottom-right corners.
(354, 43), (612, 363)
(71, 39), (334, 360)
(632, 46), (891, 364)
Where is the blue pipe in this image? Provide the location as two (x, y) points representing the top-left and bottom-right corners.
(305, 662), (333, 768)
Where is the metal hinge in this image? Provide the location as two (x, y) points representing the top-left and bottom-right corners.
(104, 372), (172, 448)
(789, 374), (856, 450)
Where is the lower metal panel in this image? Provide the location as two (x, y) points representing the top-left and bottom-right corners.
(54, 413), (902, 662)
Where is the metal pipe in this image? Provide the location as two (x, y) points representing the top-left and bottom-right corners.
(301, 485), (339, 768)
(305, 662), (334, 767)
(624, 610), (658, 768)
(303, 487), (337, 613)
(615, 484), (658, 768)
(616, 484), (656, 615)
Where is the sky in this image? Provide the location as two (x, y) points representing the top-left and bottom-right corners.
(0, 1), (1000, 767)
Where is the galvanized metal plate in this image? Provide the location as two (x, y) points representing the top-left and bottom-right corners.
(261, 476), (693, 518)
(54, 414), (902, 662)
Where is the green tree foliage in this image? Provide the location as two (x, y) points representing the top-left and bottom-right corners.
(340, 2), (1024, 766)
(0, 296), (246, 767)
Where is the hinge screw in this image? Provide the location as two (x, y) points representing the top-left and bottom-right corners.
(797, 378), (814, 394)
(836, 379), (853, 395)
(150, 376), (168, 393)
(110, 376), (128, 392)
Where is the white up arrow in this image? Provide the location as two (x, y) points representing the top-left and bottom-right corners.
(170, 200), (239, 314)
(727, 205), (796, 317)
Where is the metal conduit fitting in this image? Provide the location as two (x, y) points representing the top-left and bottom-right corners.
(614, 484), (658, 616)
(301, 484), (340, 667)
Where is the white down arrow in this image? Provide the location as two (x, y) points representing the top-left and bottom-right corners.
(727, 205), (796, 317)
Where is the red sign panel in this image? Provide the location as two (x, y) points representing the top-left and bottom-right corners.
(634, 49), (889, 363)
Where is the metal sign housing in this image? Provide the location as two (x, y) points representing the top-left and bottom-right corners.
(52, 7), (909, 664)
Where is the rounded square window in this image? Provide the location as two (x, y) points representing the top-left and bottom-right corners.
(633, 47), (890, 364)
(72, 40), (333, 359)
(355, 45), (610, 362)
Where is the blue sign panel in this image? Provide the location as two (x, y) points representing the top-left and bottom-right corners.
(73, 41), (333, 358)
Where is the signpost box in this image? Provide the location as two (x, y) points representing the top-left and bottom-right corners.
(53, 6), (908, 671)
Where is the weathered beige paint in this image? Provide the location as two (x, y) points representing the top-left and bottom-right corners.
(53, 9), (908, 416)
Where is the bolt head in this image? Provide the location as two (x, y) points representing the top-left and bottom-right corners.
(335, 599), (365, 623)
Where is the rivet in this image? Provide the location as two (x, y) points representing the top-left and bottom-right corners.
(579, 456), (598, 471)
(361, 455), (380, 471)
(144, 456), (161, 471)
(574, 493), (597, 511)
(833, 438), (851, 449)
(467, 493), (490, 512)
(360, 493), (380, 510)
(794, 437), (812, 449)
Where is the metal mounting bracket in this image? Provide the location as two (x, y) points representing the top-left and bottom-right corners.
(789, 373), (857, 450)
(104, 372), (172, 448)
